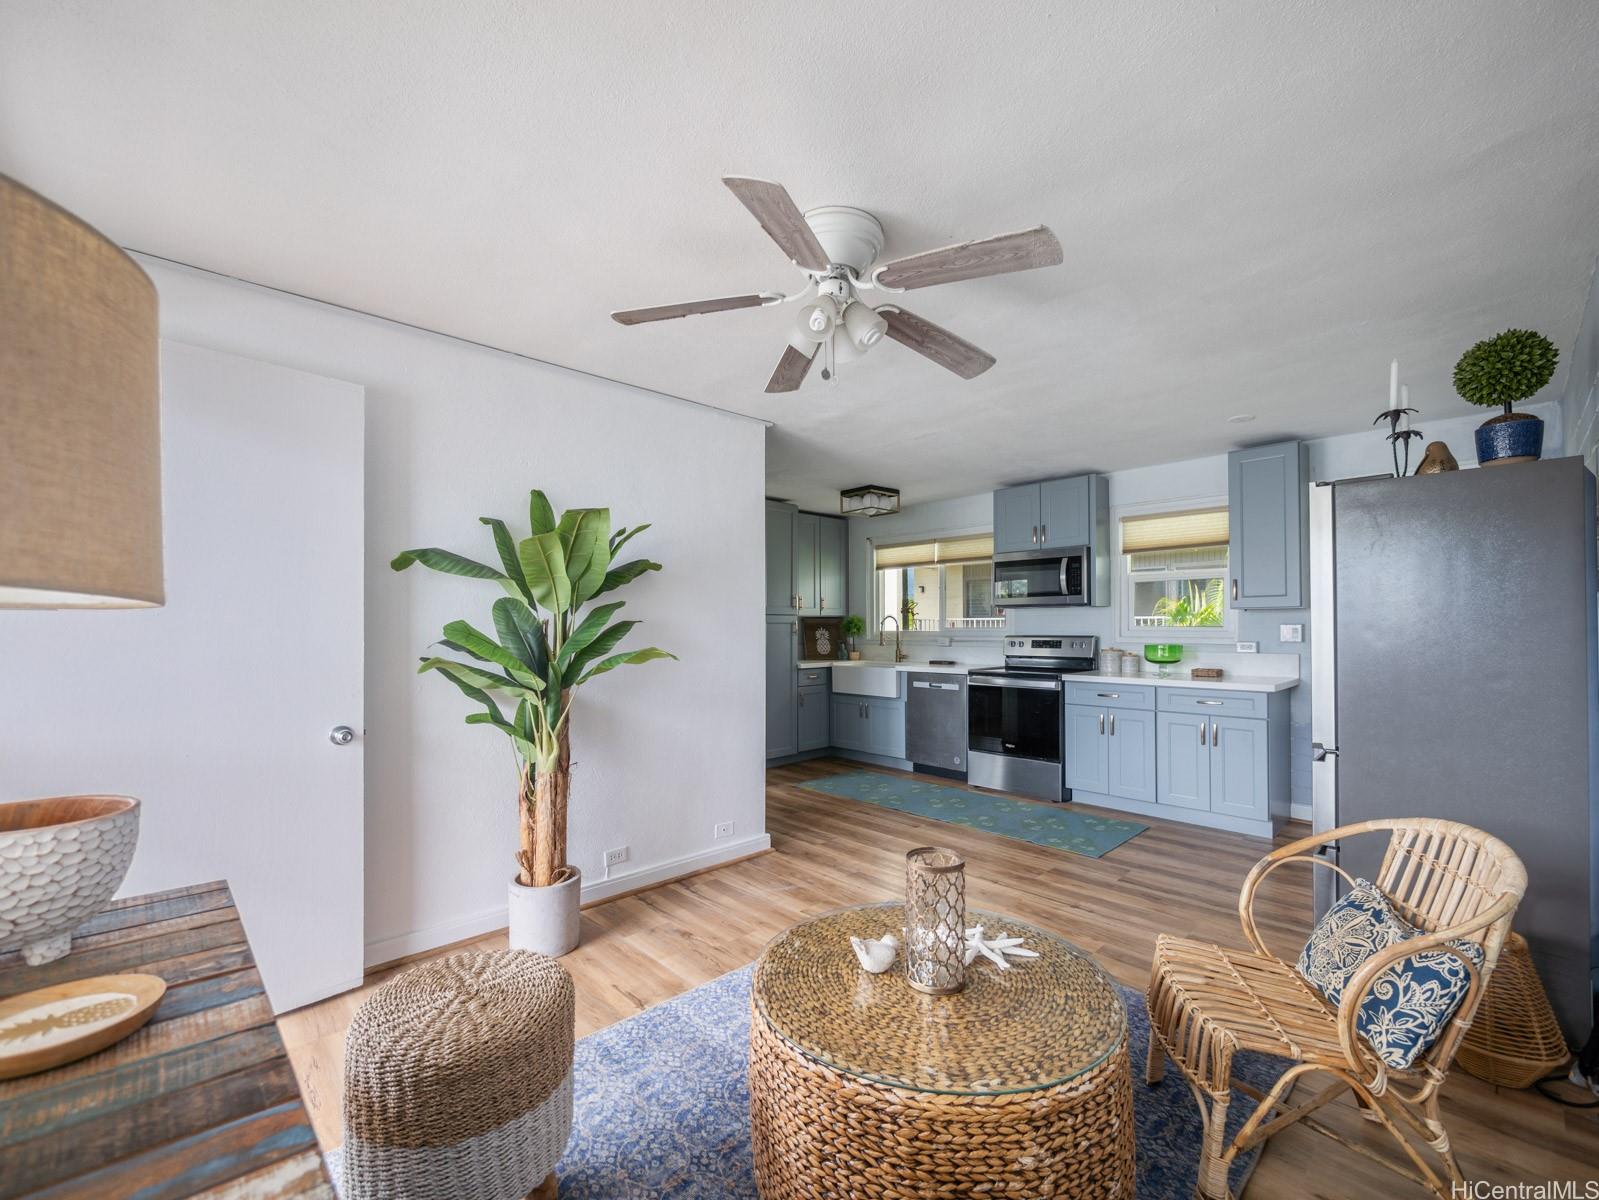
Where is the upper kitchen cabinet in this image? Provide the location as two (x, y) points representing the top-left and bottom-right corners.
(816, 517), (846, 615)
(766, 500), (847, 615)
(766, 500), (797, 613)
(994, 474), (1108, 555)
(993, 484), (1041, 554)
(1227, 441), (1308, 610)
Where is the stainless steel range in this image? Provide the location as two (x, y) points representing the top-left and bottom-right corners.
(967, 635), (1098, 802)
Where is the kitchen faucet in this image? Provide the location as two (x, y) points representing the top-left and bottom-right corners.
(879, 615), (907, 663)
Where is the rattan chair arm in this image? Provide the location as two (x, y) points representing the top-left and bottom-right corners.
(1332, 892), (1519, 1082)
(1237, 846), (1357, 958)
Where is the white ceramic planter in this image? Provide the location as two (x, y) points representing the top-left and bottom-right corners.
(507, 868), (582, 957)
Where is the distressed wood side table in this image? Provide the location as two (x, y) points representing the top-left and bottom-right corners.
(0, 880), (333, 1198)
(749, 902), (1135, 1199)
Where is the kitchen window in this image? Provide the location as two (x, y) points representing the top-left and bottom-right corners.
(873, 534), (1003, 634)
(1116, 503), (1235, 641)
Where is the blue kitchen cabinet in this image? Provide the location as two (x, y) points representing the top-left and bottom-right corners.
(1228, 440), (1308, 610)
(797, 685), (829, 752)
(1064, 705), (1109, 794)
(1106, 706), (1156, 803)
(864, 697), (907, 759)
(817, 516), (846, 615)
(766, 501), (797, 613)
(1039, 475), (1091, 550)
(1157, 711), (1211, 810)
(1209, 715), (1269, 820)
(766, 616), (797, 758)
(831, 697), (869, 752)
(793, 512), (819, 612)
(993, 484), (1041, 553)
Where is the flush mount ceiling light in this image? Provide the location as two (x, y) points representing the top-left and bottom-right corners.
(840, 485), (901, 518)
(612, 176), (1064, 392)
(0, 174), (163, 608)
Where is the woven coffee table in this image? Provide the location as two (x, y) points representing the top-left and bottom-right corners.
(750, 903), (1134, 1199)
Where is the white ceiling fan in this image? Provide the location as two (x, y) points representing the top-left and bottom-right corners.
(611, 177), (1064, 393)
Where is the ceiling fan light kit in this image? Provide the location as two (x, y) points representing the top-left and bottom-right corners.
(611, 176), (1063, 393)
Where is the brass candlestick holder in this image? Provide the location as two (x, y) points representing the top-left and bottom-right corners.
(904, 847), (966, 995)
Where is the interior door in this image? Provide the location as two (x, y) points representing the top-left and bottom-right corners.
(0, 341), (365, 1013)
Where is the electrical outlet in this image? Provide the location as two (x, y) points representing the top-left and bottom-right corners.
(713, 821), (735, 839)
(1235, 641), (1259, 654)
(1279, 623), (1304, 644)
(604, 845), (629, 868)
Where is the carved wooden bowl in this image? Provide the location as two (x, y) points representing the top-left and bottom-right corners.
(0, 796), (140, 966)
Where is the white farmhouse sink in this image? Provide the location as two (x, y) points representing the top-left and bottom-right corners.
(830, 663), (900, 699)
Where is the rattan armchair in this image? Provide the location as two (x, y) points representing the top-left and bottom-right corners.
(1145, 818), (1526, 1199)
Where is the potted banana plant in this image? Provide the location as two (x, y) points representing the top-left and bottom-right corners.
(392, 490), (674, 956)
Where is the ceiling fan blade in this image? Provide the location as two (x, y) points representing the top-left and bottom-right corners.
(723, 176), (830, 273)
(610, 294), (768, 325)
(880, 308), (996, 379)
(874, 226), (1063, 291)
(765, 343), (817, 393)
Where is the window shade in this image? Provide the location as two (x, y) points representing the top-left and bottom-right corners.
(874, 533), (995, 570)
(1120, 508), (1229, 554)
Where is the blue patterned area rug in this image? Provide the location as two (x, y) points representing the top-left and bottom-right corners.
(328, 963), (1288, 1199)
(799, 770), (1148, 858)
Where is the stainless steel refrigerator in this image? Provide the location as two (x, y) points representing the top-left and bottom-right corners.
(1310, 457), (1599, 1043)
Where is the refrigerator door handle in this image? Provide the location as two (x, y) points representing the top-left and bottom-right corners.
(1311, 742), (1338, 762)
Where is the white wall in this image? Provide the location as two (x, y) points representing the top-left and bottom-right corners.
(846, 400), (1565, 815)
(142, 259), (769, 967)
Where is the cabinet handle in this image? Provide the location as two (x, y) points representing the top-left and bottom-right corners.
(1109, 713), (1116, 736)
(798, 693), (804, 707)
(1212, 720), (1219, 747)
(1098, 712), (1105, 735)
(1200, 721), (1207, 746)
(1231, 578), (1239, 602)
(1195, 699), (1224, 706)
(1040, 523), (1047, 544)
(1096, 692), (1120, 699)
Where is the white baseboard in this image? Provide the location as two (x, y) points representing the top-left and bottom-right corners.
(362, 833), (772, 969)
(581, 833), (771, 905)
(1290, 802), (1311, 822)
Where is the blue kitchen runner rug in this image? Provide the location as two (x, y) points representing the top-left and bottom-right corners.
(798, 770), (1147, 858)
(329, 963), (1289, 1199)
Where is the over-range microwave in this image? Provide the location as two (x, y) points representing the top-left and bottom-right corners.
(993, 545), (1092, 607)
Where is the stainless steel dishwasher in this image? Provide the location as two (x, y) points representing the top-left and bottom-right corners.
(905, 672), (967, 776)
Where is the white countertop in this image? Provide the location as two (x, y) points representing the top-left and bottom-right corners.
(1052, 670), (1299, 693)
(797, 660), (975, 676)
(797, 661), (1298, 691)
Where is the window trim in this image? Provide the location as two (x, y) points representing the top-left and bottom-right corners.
(868, 527), (1008, 642)
(1113, 496), (1237, 644)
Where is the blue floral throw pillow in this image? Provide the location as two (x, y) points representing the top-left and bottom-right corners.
(1296, 879), (1484, 1070)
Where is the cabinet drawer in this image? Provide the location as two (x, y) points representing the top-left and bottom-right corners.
(1157, 689), (1268, 719)
(1065, 682), (1154, 710)
(797, 667), (831, 687)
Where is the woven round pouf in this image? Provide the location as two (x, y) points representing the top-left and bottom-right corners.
(750, 904), (1134, 1199)
(341, 950), (574, 1200)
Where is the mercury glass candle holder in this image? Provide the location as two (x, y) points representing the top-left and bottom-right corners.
(904, 846), (966, 995)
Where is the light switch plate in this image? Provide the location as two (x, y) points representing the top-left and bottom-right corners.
(1279, 623), (1304, 643)
(1236, 641), (1259, 654)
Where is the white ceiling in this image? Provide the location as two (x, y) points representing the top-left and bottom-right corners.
(3, 2), (1597, 510)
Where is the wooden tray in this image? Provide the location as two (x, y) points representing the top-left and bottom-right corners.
(0, 972), (166, 1079)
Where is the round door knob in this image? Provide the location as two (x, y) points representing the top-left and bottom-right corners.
(329, 725), (356, 746)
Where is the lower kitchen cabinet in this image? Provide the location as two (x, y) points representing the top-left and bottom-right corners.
(1067, 704), (1156, 803)
(831, 696), (905, 759)
(1156, 712), (1211, 810)
(796, 685), (829, 752)
(1208, 715), (1269, 820)
(765, 617), (797, 759)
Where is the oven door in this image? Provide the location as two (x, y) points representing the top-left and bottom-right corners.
(992, 547), (1089, 607)
(968, 674), (1062, 762)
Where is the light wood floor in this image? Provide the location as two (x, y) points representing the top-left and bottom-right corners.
(280, 758), (1599, 1196)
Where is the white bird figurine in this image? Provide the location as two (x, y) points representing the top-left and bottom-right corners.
(963, 925), (1040, 970)
(850, 932), (900, 974)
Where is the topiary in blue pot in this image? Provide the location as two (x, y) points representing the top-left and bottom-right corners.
(1453, 329), (1557, 467)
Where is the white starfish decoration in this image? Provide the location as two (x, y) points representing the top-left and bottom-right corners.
(963, 925), (1040, 970)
